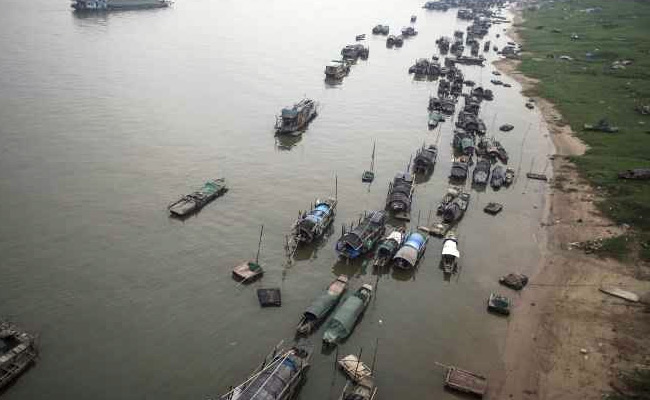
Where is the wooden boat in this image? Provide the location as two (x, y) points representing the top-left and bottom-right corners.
(526, 172), (548, 181)
(338, 354), (372, 383)
(443, 366), (488, 397)
(372, 227), (406, 268)
(372, 25), (389, 35)
(220, 342), (313, 400)
(472, 159), (491, 185)
(437, 186), (460, 214)
(449, 156), (469, 181)
(484, 202), (503, 215)
(385, 172), (414, 220)
(168, 178), (227, 217)
(362, 142), (376, 183)
(440, 232), (459, 274)
(412, 144), (438, 174)
(442, 192), (470, 223)
(339, 379), (377, 400)
(293, 198), (337, 244)
(487, 293), (511, 315)
(325, 60), (351, 80)
(296, 275), (349, 335)
(0, 321), (38, 391)
(232, 225), (265, 283)
(505, 168), (515, 185)
(322, 284), (373, 346)
(393, 230), (428, 270)
(275, 98), (318, 135)
(335, 211), (387, 259)
(490, 165), (505, 188)
(341, 44), (369, 60)
(401, 26), (417, 36)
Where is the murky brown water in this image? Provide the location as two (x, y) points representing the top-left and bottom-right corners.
(0, 0), (554, 398)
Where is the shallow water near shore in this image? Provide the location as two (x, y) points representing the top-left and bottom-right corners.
(0, 0), (554, 398)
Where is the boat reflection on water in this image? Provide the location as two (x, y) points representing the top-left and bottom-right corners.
(275, 133), (303, 151)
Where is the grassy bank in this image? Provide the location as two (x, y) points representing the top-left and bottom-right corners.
(516, 0), (650, 259)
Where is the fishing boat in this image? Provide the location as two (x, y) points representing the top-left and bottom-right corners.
(341, 44), (369, 60)
(472, 159), (491, 185)
(372, 25), (389, 35)
(296, 275), (349, 335)
(428, 111), (445, 128)
(372, 227), (406, 268)
(401, 26), (417, 36)
(168, 178), (227, 217)
(335, 211), (387, 259)
(505, 168), (515, 185)
(449, 156), (470, 181)
(437, 186), (460, 214)
(490, 165), (505, 188)
(293, 198), (337, 244)
(338, 354), (373, 383)
(487, 293), (511, 315)
(393, 230), (428, 270)
(362, 142), (376, 182)
(412, 145), (438, 174)
(442, 192), (470, 223)
(232, 225), (265, 283)
(394, 35), (404, 47)
(0, 321), (38, 391)
(339, 379), (377, 400)
(220, 341), (313, 400)
(322, 284), (373, 346)
(385, 172), (414, 220)
(325, 60), (351, 80)
(440, 232), (459, 274)
(275, 98), (318, 135)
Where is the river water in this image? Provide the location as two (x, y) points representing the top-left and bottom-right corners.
(0, 0), (554, 398)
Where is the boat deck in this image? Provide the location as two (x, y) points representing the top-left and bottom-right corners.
(444, 366), (487, 397)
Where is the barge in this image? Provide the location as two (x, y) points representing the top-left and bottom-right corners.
(275, 98), (318, 135)
(168, 178), (227, 217)
(0, 321), (38, 391)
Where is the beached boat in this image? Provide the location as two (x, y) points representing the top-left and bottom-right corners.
(385, 172), (414, 220)
(412, 145), (438, 174)
(323, 284), (373, 346)
(275, 98), (318, 135)
(0, 321), (38, 391)
(505, 168), (515, 185)
(362, 142), (376, 183)
(335, 211), (387, 259)
(220, 342), (313, 400)
(372, 227), (406, 268)
(168, 178), (227, 217)
(296, 275), (349, 335)
(490, 165), (505, 188)
(442, 192), (470, 223)
(393, 230), (428, 270)
(472, 159), (491, 185)
(440, 232), (459, 274)
(325, 60), (351, 80)
(232, 225), (265, 283)
(293, 198), (337, 244)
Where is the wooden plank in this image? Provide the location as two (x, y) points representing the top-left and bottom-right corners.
(599, 286), (639, 303)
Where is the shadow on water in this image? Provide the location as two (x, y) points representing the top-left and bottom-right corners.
(292, 227), (335, 262)
(414, 170), (433, 184)
(71, 7), (170, 22)
(324, 77), (344, 88)
(331, 256), (371, 278)
(275, 133), (303, 151)
(391, 266), (417, 281)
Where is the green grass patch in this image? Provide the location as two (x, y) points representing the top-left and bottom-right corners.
(519, 0), (650, 242)
(594, 234), (632, 261)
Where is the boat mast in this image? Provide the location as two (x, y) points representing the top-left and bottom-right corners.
(255, 224), (264, 264)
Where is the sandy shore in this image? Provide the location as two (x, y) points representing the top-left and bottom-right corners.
(491, 6), (650, 400)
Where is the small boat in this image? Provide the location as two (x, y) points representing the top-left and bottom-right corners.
(440, 232), (459, 274)
(437, 186), (460, 214)
(293, 198), (338, 244)
(505, 168), (515, 185)
(339, 378), (377, 400)
(386, 35), (396, 47)
(490, 165), (506, 188)
(412, 144), (438, 174)
(372, 24), (389, 35)
(526, 172), (548, 181)
(275, 98), (318, 135)
(356, 34), (366, 41)
(499, 273), (529, 290)
(393, 230), (428, 270)
(296, 275), (349, 335)
(220, 342), (313, 400)
(232, 225), (265, 283)
(525, 102), (535, 109)
(385, 172), (414, 220)
(335, 211), (387, 259)
(323, 284), (373, 345)
(394, 35), (404, 47)
(341, 44), (370, 60)
(442, 192), (470, 223)
(0, 321), (38, 391)
(401, 26), (418, 36)
(325, 60), (351, 80)
(499, 124), (514, 132)
(472, 159), (491, 185)
(495, 141), (509, 164)
(487, 293), (511, 315)
(484, 202), (503, 215)
(168, 178), (227, 217)
(338, 354), (373, 383)
(410, 15), (417, 22)
(362, 141), (376, 183)
(372, 227), (406, 268)
(443, 366), (488, 397)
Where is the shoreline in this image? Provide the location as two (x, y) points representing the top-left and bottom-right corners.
(492, 5), (650, 400)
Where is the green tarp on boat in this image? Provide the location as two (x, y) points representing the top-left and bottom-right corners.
(305, 292), (340, 320)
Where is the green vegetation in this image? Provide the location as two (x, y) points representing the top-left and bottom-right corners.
(518, 0), (650, 260)
(605, 368), (650, 399)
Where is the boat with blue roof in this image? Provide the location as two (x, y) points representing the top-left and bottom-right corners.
(393, 230), (428, 269)
(335, 211), (387, 259)
(293, 198), (337, 245)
